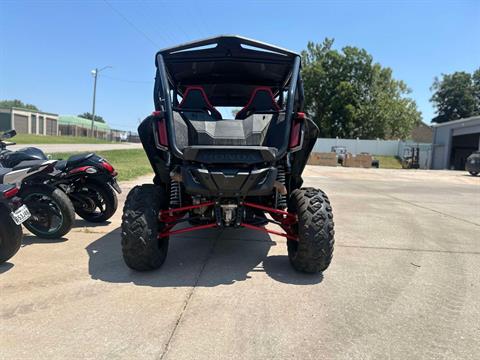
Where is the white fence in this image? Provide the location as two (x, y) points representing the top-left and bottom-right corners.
(313, 137), (433, 169)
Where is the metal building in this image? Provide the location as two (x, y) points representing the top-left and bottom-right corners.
(0, 107), (59, 136)
(431, 115), (480, 170)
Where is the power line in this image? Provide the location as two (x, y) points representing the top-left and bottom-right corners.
(101, 74), (153, 84)
(103, 0), (159, 48)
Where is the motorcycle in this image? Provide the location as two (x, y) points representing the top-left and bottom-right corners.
(0, 159), (75, 239)
(0, 130), (121, 223)
(0, 184), (30, 264)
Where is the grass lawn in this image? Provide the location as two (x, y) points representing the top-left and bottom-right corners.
(375, 155), (403, 169)
(48, 149), (152, 182)
(12, 134), (119, 145)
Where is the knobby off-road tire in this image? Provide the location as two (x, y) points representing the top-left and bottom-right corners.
(0, 206), (22, 264)
(287, 187), (335, 273)
(121, 184), (169, 271)
(75, 182), (118, 223)
(22, 185), (75, 239)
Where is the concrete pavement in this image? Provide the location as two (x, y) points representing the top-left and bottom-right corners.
(1, 167), (479, 359)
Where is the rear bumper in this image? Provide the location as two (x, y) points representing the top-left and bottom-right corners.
(181, 166), (277, 197)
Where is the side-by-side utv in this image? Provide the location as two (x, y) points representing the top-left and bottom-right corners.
(122, 36), (334, 273)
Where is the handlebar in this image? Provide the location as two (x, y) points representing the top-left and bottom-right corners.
(0, 140), (16, 148)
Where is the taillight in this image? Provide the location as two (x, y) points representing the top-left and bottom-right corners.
(157, 118), (169, 147)
(3, 186), (19, 199)
(152, 111), (168, 147)
(100, 161), (114, 173)
(289, 112), (305, 149)
(69, 166), (97, 175)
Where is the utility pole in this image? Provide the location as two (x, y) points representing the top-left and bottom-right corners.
(90, 66), (111, 137)
(91, 68), (98, 136)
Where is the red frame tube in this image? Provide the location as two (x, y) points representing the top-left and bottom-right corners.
(242, 202), (294, 218)
(157, 201), (299, 240)
(160, 201), (215, 216)
(159, 223), (217, 238)
(241, 223), (298, 241)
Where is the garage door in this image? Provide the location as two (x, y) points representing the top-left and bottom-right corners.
(39, 116), (44, 134)
(31, 115), (37, 134)
(46, 118), (57, 135)
(13, 114), (29, 134)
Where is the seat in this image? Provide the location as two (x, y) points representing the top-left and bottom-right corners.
(55, 160), (68, 171)
(235, 87), (280, 120)
(66, 153), (94, 166)
(178, 86), (222, 120)
(12, 160), (48, 171)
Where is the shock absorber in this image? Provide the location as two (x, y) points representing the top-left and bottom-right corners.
(275, 165), (287, 209)
(169, 180), (181, 208)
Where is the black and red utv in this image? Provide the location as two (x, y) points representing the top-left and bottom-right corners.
(122, 36), (334, 273)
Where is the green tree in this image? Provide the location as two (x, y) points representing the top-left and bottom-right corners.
(0, 99), (39, 111)
(301, 39), (421, 139)
(78, 112), (106, 123)
(430, 69), (480, 123)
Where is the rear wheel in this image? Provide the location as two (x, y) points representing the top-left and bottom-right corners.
(0, 206), (22, 264)
(21, 185), (75, 239)
(74, 182), (118, 223)
(121, 184), (169, 271)
(287, 188), (335, 273)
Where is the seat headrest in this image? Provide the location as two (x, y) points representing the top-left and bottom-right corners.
(235, 87), (280, 120)
(178, 86), (222, 120)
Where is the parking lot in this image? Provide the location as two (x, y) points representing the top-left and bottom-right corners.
(1, 166), (479, 359)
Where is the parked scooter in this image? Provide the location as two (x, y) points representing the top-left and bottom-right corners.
(0, 130), (121, 223)
(0, 184), (30, 264)
(0, 159), (75, 239)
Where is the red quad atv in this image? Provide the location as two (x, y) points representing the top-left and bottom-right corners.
(122, 36), (334, 273)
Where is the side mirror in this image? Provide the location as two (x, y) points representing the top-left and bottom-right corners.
(1, 129), (17, 140)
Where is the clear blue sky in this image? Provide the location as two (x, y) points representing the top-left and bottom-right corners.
(1, 0), (479, 131)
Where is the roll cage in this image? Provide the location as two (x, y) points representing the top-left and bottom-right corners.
(153, 35), (304, 160)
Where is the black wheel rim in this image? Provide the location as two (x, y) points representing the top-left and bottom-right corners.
(76, 186), (107, 220)
(24, 192), (64, 235)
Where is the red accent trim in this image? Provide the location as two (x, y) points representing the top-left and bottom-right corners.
(296, 112), (306, 120)
(100, 161), (114, 173)
(178, 86), (222, 119)
(242, 201), (296, 221)
(159, 223), (217, 238)
(3, 186), (19, 199)
(68, 166), (92, 175)
(157, 117), (169, 147)
(241, 223), (298, 241)
(289, 119), (302, 148)
(152, 110), (163, 117)
(156, 201), (298, 241)
(160, 201), (215, 217)
(236, 86), (280, 119)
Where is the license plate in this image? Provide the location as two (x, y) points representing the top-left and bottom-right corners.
(10, 205), (31, 225)
(111, 179), (122, 194)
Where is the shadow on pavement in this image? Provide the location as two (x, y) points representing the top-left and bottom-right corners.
(0, 262), (14, 274)
(263, 255), (323, 285)
(74, 219), (112, 228)
(21, 235), (68, 247)
(86, 226), (323, 287)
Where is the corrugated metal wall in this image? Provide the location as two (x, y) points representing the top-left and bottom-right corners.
(13, 114), (28, 133)
(46, 118), (57, 135)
